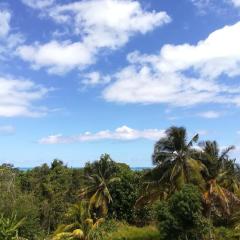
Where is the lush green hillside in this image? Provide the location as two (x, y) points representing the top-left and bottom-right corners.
(1, 126), (240, 239)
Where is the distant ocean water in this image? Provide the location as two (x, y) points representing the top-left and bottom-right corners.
(18, 167), (150, 171)
(18, 168), (32, 171)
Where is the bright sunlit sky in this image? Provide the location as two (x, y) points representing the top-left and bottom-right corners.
(1, 0), (240, 167)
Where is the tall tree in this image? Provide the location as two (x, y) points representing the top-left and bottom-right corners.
(137, 127), (207, 205)
(52, 201), (104, 240)
(198, 141), (240, 217)
(80, 154), (120, 216)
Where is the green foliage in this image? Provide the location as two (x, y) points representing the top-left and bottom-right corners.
(198, 141), (240, 220)
(52, 201), (104, 240)
(108, 164), (140, 223)
(155, 184), (211, 240)
(103, 223), (160, 240)
(214, 227), (240, 240)
(0, 214), (25, 240)
(1, 131), (240, 239)
(133, 205), (154, 227)
(80, 154), (120, 217)
(14, 194), (42, 239)
(0, 165), (42, 239)
(19, 160), (84, 233)
(139, 126), (207, 205)
(87, 220), (118, 240)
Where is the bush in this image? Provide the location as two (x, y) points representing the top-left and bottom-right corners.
(214, 227), (240, 240)
(108, 164), (140, 223)
(103, 222), (160, 240)
(155, 184), (211, 240)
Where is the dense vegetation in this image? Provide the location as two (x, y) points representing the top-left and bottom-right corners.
(1, 126), (240, 239)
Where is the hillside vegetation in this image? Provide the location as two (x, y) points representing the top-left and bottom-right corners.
(1, 126), (240, 239)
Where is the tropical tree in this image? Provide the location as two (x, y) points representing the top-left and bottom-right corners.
(80, 154), (120, 216)
(155, 184), (211, 240)
(0, 214), (25, 240)
(52, 201), (104, 240)
(198, 141), (240, 218)
(137, 127), (207, 205)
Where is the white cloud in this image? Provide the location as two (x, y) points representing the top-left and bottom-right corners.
(198, 111), (221, 118)
(17, 0), (171, 74)
(0, 10), (25, 60)
(0, 76), (50, 117)
(21, 0), (55, 9)
(231, 0), (240, 7)
(103, 21), (240, 107)
(190, 0), (213, 13)
(18, 41), (94, 74)
(191, 0), (240, 12)
(0, 10), (11, 38)
(0, 125), (15, 135)
(81, 72), (111, 86)
(38, 125), (166, 144)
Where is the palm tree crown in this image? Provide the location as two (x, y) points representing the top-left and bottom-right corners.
(80, 154), (120, 216)
(137, 127), (207, 206)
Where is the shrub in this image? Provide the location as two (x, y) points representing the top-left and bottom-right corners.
(214, 227), (240, 240)
(103, 222), (160, 240)
(155, 184), (211, 240)
(108, 165), (140, 223)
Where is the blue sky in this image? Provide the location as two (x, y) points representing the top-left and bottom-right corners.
(1, 0), (240, 167)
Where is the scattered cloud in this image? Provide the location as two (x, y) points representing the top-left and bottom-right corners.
(0, 76), (50, 117)
(17, 0), (171, 74)
(81, 72), (111, 86)
(231, 0), (240, 7)
(38, 125), (166, 144)
(190, 0), (214, 14)
(103, 21), (240, 107)
(0, 10), (11, 38)
(0, 125), (15, 135)
(198, 111), (221, 118)
(190, 0), (237, 15)
(0, 9), (25, 60)
(21, 0), (55, 9)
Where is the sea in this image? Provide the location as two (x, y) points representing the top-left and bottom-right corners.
(18, 167), (150, 171)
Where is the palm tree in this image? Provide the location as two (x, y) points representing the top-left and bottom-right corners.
(136, 126), (207, 206)
(52, 201), (104, 240)
(80, 154), (120, 216)
(0, 214), (25, 240)
(198, 141), (240, 217)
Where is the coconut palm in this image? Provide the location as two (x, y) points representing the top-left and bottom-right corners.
(198, 141), (240, 217)
(0, 214), (25, 240)
(80, 154), (120, 216)
(136, 127), (207, 206)
(52, 201), (104, 240)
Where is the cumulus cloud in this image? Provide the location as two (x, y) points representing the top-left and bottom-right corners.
(18, 41), (94, 74)
(103, 21), (240, 107)
(0, 125), (15, 135)
(38, 125), (166, 144)
(0, 76), (50, 117)
(17, 0), (171, 74)
(198, 111), (221, 119)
